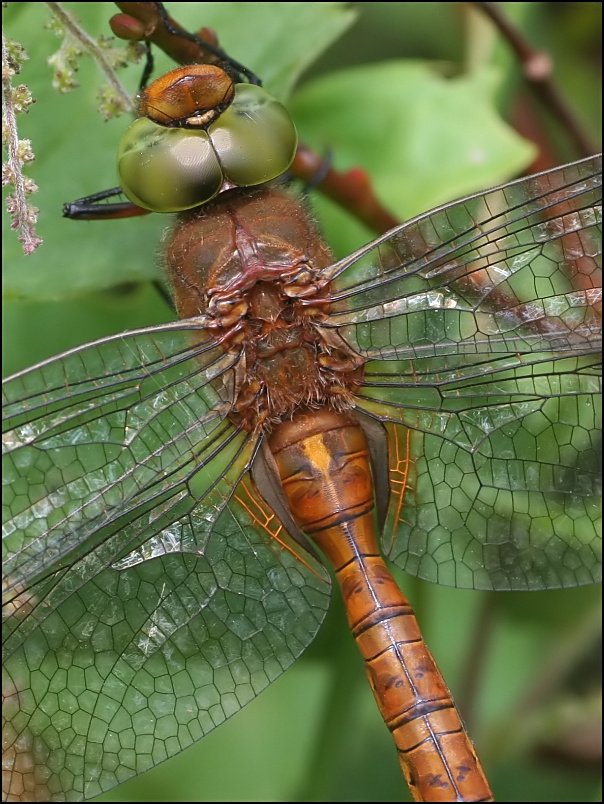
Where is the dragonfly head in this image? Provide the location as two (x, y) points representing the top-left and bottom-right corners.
(117, 67), (298, 213)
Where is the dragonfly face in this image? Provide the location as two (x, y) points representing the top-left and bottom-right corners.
(2, 3), (602, 802)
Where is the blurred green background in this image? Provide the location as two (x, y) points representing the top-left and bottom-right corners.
(2, 2), (601, 801)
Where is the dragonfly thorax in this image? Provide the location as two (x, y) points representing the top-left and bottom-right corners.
(165, 186), (365, 430)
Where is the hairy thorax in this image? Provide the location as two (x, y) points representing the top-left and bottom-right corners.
(164, 186), (364, 430)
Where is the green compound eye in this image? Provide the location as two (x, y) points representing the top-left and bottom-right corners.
(207, 84), (298, 188)
(117, 84), (298, 213)
(117, 121), (223, 213)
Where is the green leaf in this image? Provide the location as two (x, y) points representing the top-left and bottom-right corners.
(291, 61), (535, 257)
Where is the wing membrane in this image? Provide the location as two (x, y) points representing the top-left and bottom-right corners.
(325, 156), (602, 590)
(3, 323), (330, 800)
(322, 154), (601, 360)
(4, 459), (329, 799)
(3, 326), (237, 593)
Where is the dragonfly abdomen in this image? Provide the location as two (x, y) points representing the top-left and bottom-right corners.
(350, 561), (494, 802)
(267, 407), (494, 803)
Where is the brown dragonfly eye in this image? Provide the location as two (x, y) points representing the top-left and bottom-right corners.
(117, 84), (298, 212)
(139, 64), (235, 127)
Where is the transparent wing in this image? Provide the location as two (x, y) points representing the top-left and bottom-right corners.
(2, 324), (330, 801)
(3, 325), (236, 594)
(322, 155), (602, 590)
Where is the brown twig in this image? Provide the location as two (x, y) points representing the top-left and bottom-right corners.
(292, 144), (399, 235)
(111, 2), (221, 66)
(474, 1), (598, 157)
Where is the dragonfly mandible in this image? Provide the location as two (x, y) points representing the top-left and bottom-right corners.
(2, 3), (602, 802)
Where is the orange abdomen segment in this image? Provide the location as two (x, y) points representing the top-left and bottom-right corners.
(268, 408), (494, 803)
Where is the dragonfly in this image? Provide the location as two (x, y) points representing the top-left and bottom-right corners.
(2, 3), (602, 802)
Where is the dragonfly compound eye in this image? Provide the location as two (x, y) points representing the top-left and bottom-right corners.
(117, 84), (298, 213)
